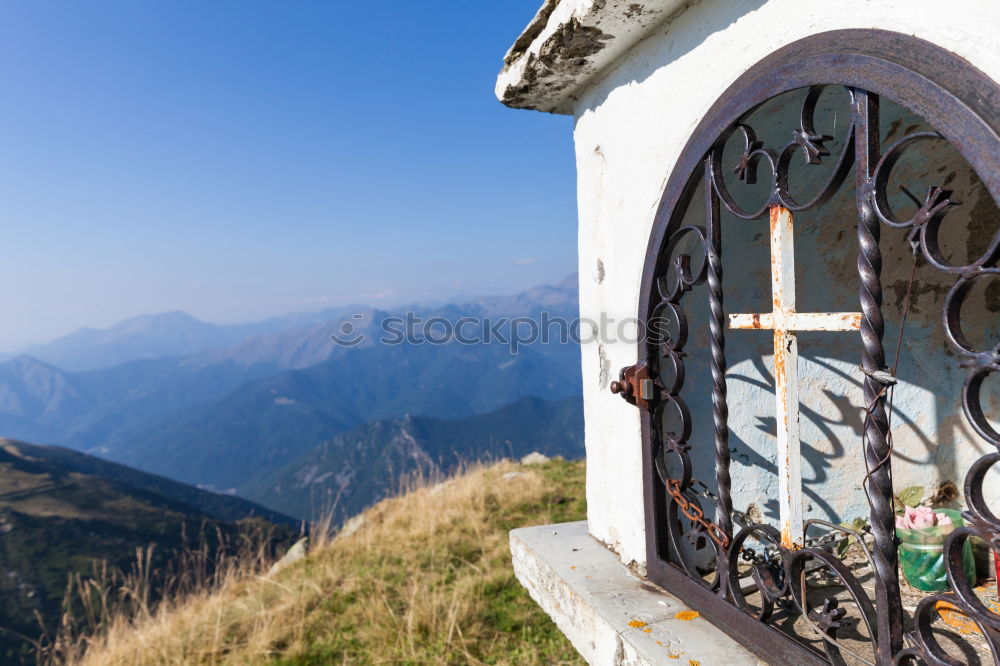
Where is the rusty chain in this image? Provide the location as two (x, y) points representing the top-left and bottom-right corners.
(667, 477), (864, 558)
(666, 477), (731, 550)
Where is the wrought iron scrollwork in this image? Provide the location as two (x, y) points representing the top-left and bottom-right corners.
(709, 85), (856, 219)
(639, 74), (1000, 665)
(646, 222), (732, 587)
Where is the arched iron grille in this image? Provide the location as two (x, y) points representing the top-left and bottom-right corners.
(629, 31), (1000, 666)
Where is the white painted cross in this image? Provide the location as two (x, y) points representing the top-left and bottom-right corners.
(729, 206), (861, 548)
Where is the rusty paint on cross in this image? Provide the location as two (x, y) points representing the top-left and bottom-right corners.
(729, 206), (861, 548)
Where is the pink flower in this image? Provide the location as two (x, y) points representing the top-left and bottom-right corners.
(895, 506), (953, 530)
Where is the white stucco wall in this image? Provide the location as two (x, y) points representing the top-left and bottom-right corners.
(573, 0), (1000, 566)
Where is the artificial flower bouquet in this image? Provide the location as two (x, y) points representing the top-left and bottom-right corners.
(895, 506), (976, 592)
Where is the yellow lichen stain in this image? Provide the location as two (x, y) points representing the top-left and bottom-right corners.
(570, 565), (577, 570)
(627, 620), (648, 629)
(673, 610), (700, 621)
(642, 628), (652, 633)
(668, 656), (679, 660)
(689, 661), (701, 666)
(935, 596), (1000, 635)
(655, 640), (663, 646)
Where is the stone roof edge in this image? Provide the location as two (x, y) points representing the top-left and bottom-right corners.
(495, 0), (691, 115)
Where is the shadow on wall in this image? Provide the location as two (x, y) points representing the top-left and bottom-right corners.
(660, 88), (999, 530)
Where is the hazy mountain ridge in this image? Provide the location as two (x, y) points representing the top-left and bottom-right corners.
(5, 306), (366, 373)
(6, 276), (578, 374)
(0, 356), (99, 444)
(238, 395), (584, 522)
(100, 339), (581, 490)
(0, 277), (581, 508)
(11, 311), (260, 373)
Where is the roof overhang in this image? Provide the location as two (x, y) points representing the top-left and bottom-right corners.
(495, 0), (690, 114)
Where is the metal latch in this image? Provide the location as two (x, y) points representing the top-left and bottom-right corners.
(609, 362), (654, 410)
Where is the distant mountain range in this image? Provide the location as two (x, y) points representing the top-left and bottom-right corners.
(0, 438), (295, 662)
(0, 276), (582, 495)
(3, 306), (361, 373)
(5, 275), (581, 374)
(239, 395), (584, 522)
(103, 338), (581, 490)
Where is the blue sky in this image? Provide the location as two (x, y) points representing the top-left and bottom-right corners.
(0, 1), (576, 349)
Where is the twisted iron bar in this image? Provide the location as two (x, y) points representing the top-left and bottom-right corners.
(853, 88), (904, 663)
(705, 159), (734, 597)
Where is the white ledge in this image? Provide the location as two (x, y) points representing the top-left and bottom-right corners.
(510, 521), (762, 665)
(495, 0), (691, 114)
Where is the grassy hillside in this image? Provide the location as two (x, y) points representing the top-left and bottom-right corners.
(69, 459), (587, 665)
(0, 439), (295, 526)
(0, 439), (295, 663)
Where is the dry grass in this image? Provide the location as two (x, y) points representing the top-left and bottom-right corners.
(61, 459), (586, 666)
(38, 520), (292, 665)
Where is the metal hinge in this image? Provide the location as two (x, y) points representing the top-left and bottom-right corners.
(609, 362), (654, 410)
